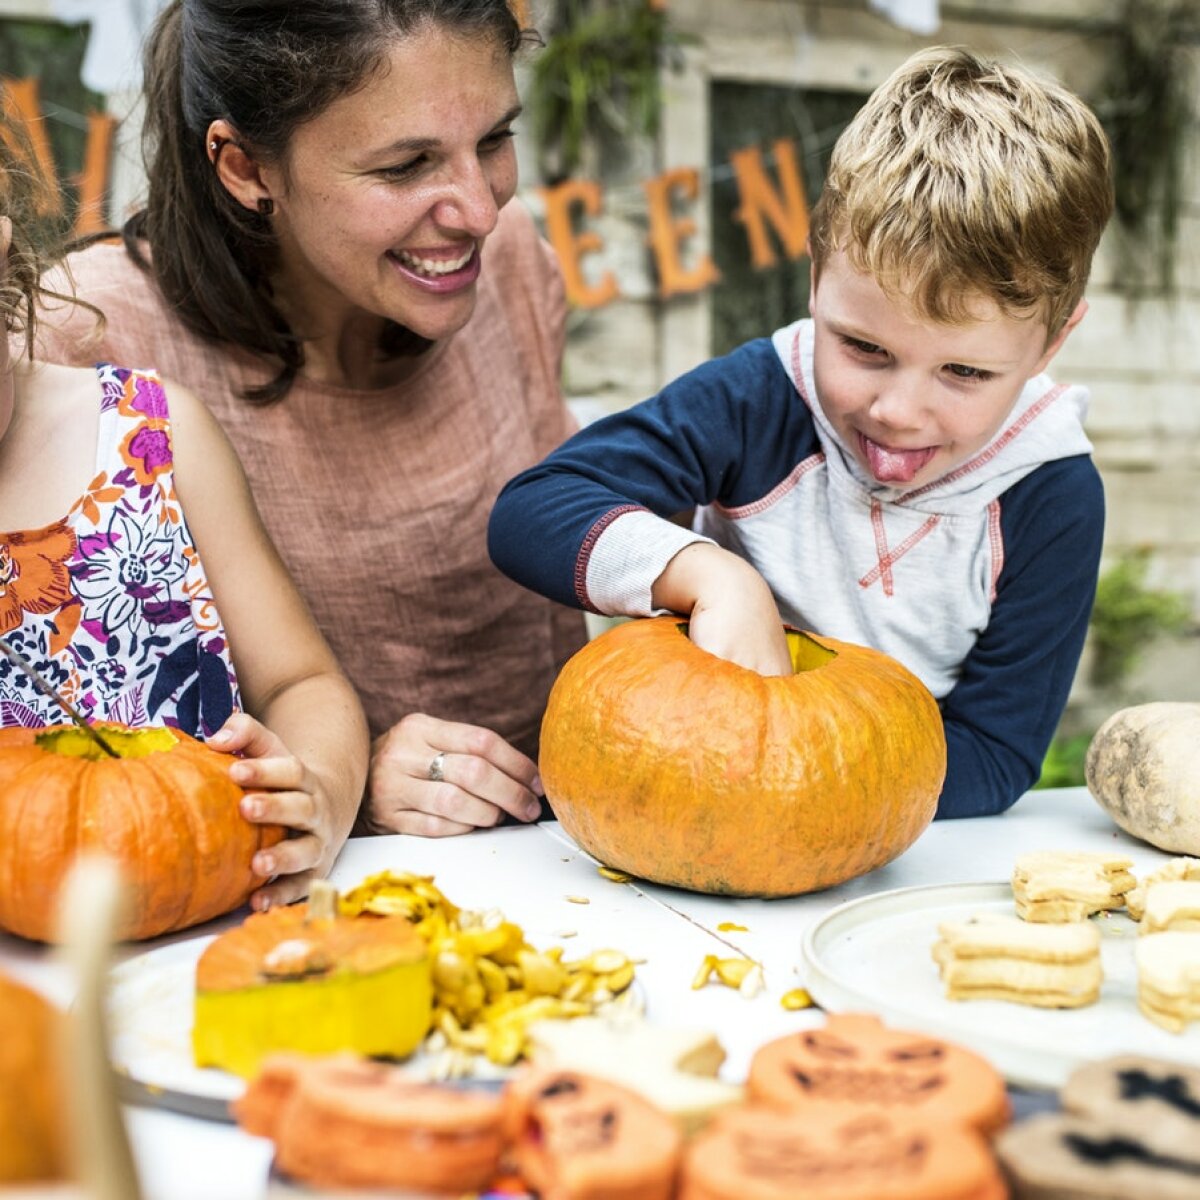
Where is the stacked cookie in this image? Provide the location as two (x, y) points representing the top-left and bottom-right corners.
(1010, 850), (1134, 922)
(996, 1054), (1200, 1199)
(932, 914), (1102, 1009)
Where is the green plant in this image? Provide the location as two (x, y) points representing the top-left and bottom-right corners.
(528, 0), (691, 181)
(1089, 550), (1191, 689)
(1093, 0), (1197, 293)
(1035, 732), (1092, 790)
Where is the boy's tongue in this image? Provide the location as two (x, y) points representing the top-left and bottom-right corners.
(862, 436), (937, 484)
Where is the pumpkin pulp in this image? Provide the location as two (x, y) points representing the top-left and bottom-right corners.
(673, 623), (838, 676)
(35, 725), (177, 759)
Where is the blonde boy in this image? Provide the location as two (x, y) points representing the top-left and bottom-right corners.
(489, 47), (1114, 818)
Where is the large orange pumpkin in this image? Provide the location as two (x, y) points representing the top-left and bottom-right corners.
(0, 971), (67, 1183)
(0, 724), (283, 942)
(539, 618), (946, 897)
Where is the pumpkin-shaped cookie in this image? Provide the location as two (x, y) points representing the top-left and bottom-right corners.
(539, 618), (946, 897)
(680, 1106), (1007, 1200)
(747, 1013), (1009, 1136)
(0, 724), (282, 942)
(0, 972), (67, 1183)
(193, 902), (432, 1078)
(503, 1068), (683, 1200)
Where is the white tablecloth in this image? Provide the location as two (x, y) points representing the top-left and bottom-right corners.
(0, 787), (1174, 1200)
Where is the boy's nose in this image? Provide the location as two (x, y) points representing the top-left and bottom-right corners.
(868, 377), (927, 431)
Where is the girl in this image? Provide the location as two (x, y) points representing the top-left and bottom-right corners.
(1, 108), (368, 910)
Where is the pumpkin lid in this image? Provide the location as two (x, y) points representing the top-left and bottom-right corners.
(195, 903), (427, 991)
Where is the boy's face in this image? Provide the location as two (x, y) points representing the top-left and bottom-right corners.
(809, 248), (1084, 489)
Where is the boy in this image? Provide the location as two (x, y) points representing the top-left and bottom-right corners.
(488, 46), (1114, 819)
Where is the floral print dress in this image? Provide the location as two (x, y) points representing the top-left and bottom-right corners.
(0, 365), (240, 736)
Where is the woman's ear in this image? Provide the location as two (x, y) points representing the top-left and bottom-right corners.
(205, 119), (274, 215)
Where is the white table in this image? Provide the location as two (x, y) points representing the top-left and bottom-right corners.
(0, 787), (1176, 1200)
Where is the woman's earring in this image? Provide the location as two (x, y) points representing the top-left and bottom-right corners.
(256, 197), (275, 216)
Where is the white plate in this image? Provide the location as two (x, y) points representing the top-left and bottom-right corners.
(800, 880), (1200, 1092)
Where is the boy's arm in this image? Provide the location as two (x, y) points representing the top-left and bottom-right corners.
(936, 457), (1104, 819)
(489, 339), (802, 616)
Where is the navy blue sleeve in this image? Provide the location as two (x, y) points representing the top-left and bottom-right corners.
(935, 456), (1104, 820)
(488, 339), (814, 610)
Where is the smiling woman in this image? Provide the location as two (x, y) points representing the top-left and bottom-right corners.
(35, 0), (587, 839)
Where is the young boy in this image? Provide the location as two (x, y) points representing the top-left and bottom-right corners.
(488, 46), (1114, 819)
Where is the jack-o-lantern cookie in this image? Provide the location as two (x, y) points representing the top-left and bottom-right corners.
(997, 1055), (1200, 1199)
(503, 1068), (682, 1200)
(746, 1013), (1009, 1136)
(261, 1056), (506, 1193)
(679, 1106), (1007, 1200)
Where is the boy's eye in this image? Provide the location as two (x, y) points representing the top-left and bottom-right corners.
(840, 335), (885, 356)
(945, 363), (995, 382)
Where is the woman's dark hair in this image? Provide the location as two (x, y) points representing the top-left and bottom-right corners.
(126, 0), (528, 403)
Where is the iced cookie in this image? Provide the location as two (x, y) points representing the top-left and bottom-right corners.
(1011, 850), (1135, 922)
(503, 1068), (682, 1200)
(680, 1107), (1007, 1200)
(1138, 880), (1200, 934)
(933, 913), (1102, 1009)
(1136, 930), (1200, 1032)
(525, 1015), (742, 1133)
(997, 1055), (1200, 1199)
(1126, 857), (1200, 921)
(746, 1013), (1009, 1137)
(268, 1056), (506, 1193)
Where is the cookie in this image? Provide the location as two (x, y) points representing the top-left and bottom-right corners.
(263, 1056), (506, 1193)
(1126, 857), (1200, 921)
(1012, 850), (1135, 922)
(231, 1052), (313, 1140)
(997, 1055), (1200, 1199)
(1136, 930), (1200, 1032)
(746, 1013), (1009, 1137)
(933, 913), (1102, 1008)
(524, 1015), (742, 1133)
(679, 1106), (1007, 1200)
(502, 1068), (682, 1200)
(1139, 880), (1200, 934)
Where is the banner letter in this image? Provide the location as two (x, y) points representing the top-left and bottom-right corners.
(643, 166), (720, 299)
(539, 178), (619, 309)
(729, 139), (809, 270)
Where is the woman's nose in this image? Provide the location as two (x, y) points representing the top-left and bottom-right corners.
(433, 159), (503, 237)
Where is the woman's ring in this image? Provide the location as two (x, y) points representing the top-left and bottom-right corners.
(427, 751), (446, 782)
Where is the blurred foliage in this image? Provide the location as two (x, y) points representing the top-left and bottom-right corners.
(1035, 733), (1093, 790)
(1089, 549), (1191, 690)
(528, 0), (692, 182)
(1092, 0), (1197, 294)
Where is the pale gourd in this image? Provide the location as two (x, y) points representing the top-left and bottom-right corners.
(1084, 702), (1200, 854)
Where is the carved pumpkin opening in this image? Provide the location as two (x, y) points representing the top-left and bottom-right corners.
(33, 725), (177, 760)
(673, 622), (838, 675)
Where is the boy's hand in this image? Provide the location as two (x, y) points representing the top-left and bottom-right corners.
(653, 543), (793, 677)
(208, 713), (338, 911)
(363, 713), (544, 838)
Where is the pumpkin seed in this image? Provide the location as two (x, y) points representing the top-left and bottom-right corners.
(781, 988), (814, 1011)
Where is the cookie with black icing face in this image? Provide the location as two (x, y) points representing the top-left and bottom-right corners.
(746, 1012), (1010, 1137)
(679, 1106), (1007, 1200)
(997, 1055), (1200, 1199)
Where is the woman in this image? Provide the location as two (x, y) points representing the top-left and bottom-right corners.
(38, 0), (586, 837)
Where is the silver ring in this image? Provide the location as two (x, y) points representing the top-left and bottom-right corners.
(427, 751), (446, 782)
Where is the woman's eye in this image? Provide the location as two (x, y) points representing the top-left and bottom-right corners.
(946, 363), (994, 381)
(482, 128), (516, 152)
(377, 158), (426, 182)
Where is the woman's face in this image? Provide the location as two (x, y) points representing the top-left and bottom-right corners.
(261, 24), (520, 343)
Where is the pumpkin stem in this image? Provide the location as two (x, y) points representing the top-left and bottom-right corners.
(307, 880), (339, 922)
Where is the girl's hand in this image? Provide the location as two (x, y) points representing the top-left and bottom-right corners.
(209, 712), (337, 910)
(363, 712), (543, 837)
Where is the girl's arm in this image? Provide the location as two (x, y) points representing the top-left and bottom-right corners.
(168, 381), (369, 907)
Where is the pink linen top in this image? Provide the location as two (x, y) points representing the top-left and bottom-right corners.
(38, 202), (585, 757)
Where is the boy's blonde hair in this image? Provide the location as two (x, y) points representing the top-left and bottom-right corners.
(809, 46), (1113, 336)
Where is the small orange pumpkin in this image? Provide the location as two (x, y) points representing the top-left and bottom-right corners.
(0, 723), (283, 942)
(539, 618), (946, 897)
(0, 971), (67, 1183)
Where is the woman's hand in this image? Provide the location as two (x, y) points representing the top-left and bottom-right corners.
(363, 713), (543, 837)
(209, 712), (339, 910)
(652, 542), (793, 676)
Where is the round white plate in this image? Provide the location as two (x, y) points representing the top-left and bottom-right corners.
(800, 880), (1200, 1091)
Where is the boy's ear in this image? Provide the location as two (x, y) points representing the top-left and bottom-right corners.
(1033, 299), (1087, 375)
(205, 119), (275, 216)
(807, 238), (818, 311)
